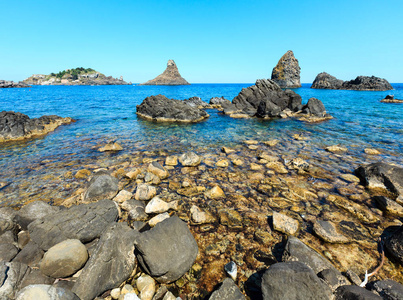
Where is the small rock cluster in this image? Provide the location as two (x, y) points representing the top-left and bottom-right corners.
(0, 80), (30, 88)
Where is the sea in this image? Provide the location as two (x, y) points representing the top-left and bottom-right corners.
(0, 83), (402, 207)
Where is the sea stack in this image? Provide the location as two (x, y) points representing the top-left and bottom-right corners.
(271, 50), (301, 88)
(141, 60), (190, 86)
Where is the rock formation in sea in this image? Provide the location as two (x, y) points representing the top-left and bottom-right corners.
(140, 60), (190, 86)
(311, 73), (393, 91)
(380, 95), (403, 103)
(311, 72), (344, 89)
(0, 80), (30, 88)
(136, 95), (208, 122)
(271, 50), (301, 88)
(23, 67), (130, 86)
(0, 111), (74, 142)
(223, 79), (331, 122)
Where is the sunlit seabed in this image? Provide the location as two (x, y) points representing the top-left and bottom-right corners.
(0, 83), (402, 207)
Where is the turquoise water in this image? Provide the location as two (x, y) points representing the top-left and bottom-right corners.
(0, 83), (402, 206)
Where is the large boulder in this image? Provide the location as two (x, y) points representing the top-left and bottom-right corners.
(385, 226), (403, 265)
(304, 97), (327, 117)
(0, 111), (73, 143)
(209, 278), (245, 300)
(72, 223), (137, 300)
(14, 201), (59, 230)
(136, 95), (209, 122)
(271, 50), (301, 88)
(261, 262), (332, 300)
(28, 199), (118, 250)
(83, 171), (119, 202)
(355, 162), (403, 197)
(134, 216), (198, 283)
(232, 79), (302, 117)
(16, 284), (80, 300)
(311, 72), (344, 89)
(140, 60), (190, 86)
(342, 76), (393, 91)
(369, 279), (403, 300)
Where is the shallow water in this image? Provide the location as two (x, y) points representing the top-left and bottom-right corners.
(0, 83), (402, 207)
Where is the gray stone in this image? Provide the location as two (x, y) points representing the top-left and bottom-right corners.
(16, 284), (80, 300)
(13, 241), (44, 267)
(72, 223), (137, 300)
(28, 199), (118, 250)
(271, 50), (301, 88)
(0, 261), (30, 300)
(19, 269), (54, 290)
(179, 152), (201, 167)
(282, 236), (337, 274)
(261, 262), (332, 300)
(14, 201), (59, 230)
(40, 239), (88, 278)
(209, 278), (245, 300)
(84, 172), (119, 202)
(385, 225), (403, 265)
(134, 216), (198, 283)
(317, 268), (350, 292)
(0, 243), (19, 262)
(305, 97), (326, 117)
(342, 76), (393, 91)
(313, 220), (350, 243)
(311, 72), (344, 89)
(374, 196), (403, 217)
(183, 96), (210, 108)
(121, 199), (148, 221)
(369, 279), (403, 300)
(335, 285), (382, 300)
(0, 207), (17, 235)
(135, 184), (157, 201)
(1, 230), (17, 245)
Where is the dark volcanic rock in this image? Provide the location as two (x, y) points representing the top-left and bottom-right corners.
(136, 94), (209, 122)
(311, 72), (344, 89)
(28, 199), (118, 250)
(140, 60), (190, 85)
(14, 201), (59, 230)
(134, 216), (198, 283)
(369, 279), (403, 300)
(381, 95), (403, 103)
(183, 96), (210, 108)
(83, 171), (119, 202)
(209, 278), (245, 300)
(261, 262), (332, 300)
(342, 76), (393, 91)
(355, 162), (403, 197)
(335, 285), (382, 300)
(0, 111), (74, 143)
(385, 226), (403, 265)
(304, 97), (327, 117)
(271, 50), (301, 88)
(0, 80), (30, 88)
(232, 79), (302, 117)
(72, 223), (137, 300)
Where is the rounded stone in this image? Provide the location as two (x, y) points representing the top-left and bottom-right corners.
(40, 239), (88, 278)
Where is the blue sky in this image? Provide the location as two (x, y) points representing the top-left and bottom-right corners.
(1, 0), (402, 83)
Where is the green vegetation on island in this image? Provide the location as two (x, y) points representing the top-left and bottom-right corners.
(50, 67), (96, 80)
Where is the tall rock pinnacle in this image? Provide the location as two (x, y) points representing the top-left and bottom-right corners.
(271, 50), (301, 88)
(140, 60), (190, 85)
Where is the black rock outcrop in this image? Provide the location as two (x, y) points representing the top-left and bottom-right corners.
(0, 80), (30, 88)
(0, 111), (74, 143)
(271, 50), (301, 88)
(311, 72), (344, 89)
(140, 60), (190, 85)
(136, 95), (209, 122)
(312, 73), (393, 91)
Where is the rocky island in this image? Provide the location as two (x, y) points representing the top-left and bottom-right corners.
(23, 67), (130, 86)
(271, 50), (301, 88)
(140, 60), (190, 86)
(0, 80), (30, 88)
(0, 111), (74, 143)
(381, 95), (403, 103)
(311, 73), (393, 91)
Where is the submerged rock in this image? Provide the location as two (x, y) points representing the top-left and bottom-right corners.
(271, 50), (301, 88)
(140, 60), (190, 86)
(136, 95), (209, 122)
(83, 172), (119, 202)
(209, 278), (245, 300)
(0, 111), (74, 143)
(381, 95), (403, 103)
(311, 72), (344, 89)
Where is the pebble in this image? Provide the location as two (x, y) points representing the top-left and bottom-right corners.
(148, 162), (169, 179)
(232, 158), (244, 166)
(325, 145), (347, 153)
(148, 212), (170, 227)
(224, 261), (237, 281)
(190, 205), (214, 224)
(145, 197), (178, 214)
(272, 212), (299, 235)
(222, 147), (235, 154)
(263, 139), (279, 147)
(136, 274), (156, 300)
(216, 160), (229, 167)
(244, 140), (258, 145)
(364, 148), (381, 155)
(313, 220), (350, 243)
(111, 288), (121, 299)
(205, 186), (225, 199)
(165, 155), (178, 166)
(113, 190), (133, 203)
(179, 152), (201, 167)
(340, 174), (360, 183)
(135, 184), (157, 201)
(99, 142), (123, 152)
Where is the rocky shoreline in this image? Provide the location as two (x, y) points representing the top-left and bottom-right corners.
(0, 80), (30, 88)
(0, 111), (74, 143)
(0, 135), (402, 299)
